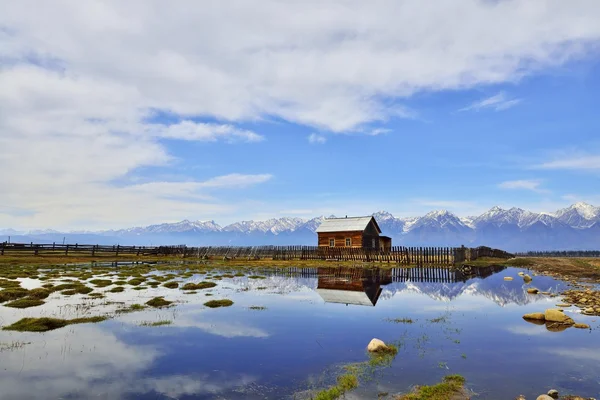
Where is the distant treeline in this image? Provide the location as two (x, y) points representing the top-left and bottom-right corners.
(516, 250), (600, 258)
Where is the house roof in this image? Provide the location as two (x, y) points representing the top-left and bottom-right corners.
(316, 288), (379, 306)
(315, 216), (381, 233)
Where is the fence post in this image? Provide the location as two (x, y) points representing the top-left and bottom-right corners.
(116, 245), (120, 256)
(1, 242), (4, 256)
(65, 244), (69, 256)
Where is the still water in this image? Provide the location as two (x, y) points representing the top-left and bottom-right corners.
(0, 265), (598, 399)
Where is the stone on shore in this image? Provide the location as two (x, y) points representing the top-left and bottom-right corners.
(547, 389), (559, 399)
(574, 323), (590, 329)
(523, 312), (545, 320)
(544, 309), (574, 325)
(367, 338), (389, 353)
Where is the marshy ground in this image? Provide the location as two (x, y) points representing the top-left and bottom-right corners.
(0, 257), (598, 399)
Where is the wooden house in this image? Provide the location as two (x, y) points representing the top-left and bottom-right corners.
(315, 216), (392, 250)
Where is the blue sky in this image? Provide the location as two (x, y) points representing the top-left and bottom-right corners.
(1, 1), (600, 230)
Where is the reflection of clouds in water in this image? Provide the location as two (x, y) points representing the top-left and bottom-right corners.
(0, 324), (157, 399)
(0, 323), (256, 399)
(116, 307), (270, 338)
(545, 347), (600, 361)
(505, 324), (549, 336)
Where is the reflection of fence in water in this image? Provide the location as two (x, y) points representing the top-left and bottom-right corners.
(265, 265), (507, 283)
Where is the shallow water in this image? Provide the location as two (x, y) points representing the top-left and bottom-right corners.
(1, 265), (599, 399)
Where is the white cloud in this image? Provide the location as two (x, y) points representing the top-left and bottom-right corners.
(459, 92), (522, 112)
(538, 155), (600, 170)
(199, 173), (273, 189)
(308, 133), (327, 144)
(498, 179), (547, 193)
(148, 121), (264, 143)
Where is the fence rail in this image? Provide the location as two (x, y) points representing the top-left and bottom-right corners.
(0, 242), (513, 265)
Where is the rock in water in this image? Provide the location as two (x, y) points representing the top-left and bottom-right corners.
(523, 312), (545, 320)
(367, 338), (389, 353)
(574, 323), (590, 329)
(504, 277), (513, 281)
(515, 396), (526, 400)
(527, 288), (539, 294)
(547, 389), (559, 399)
(517, 272), (525, 276)
(523, 274), (532, 283)
(536, 395), (554, 400)
(544, 309), (575, 324)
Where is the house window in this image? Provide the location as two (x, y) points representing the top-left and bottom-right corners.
(372, 238), (376, 248)
(345, 238), (351, 247)
(329, 238), (335, 247)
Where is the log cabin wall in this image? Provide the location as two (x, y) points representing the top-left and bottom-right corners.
(361, 220), (381, 249)
(317, 231), (363, 247)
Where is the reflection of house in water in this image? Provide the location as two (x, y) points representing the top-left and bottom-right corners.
(316, 267), (392, 306)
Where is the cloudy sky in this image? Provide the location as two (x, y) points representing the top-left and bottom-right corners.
(1, 0), (600, 230)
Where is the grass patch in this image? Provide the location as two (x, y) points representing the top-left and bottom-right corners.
(140, 320), (172, 327)
(385, 318), (414, 324)
(27, 288), (51, 299)
(109, 286), (125, 293)
(132, 286), (147, 291)
(204, 299), (234, 308)
(2, 316), (107, 332)
(314, 374), (359, 400)
(89, 279), (113, 287)
(5, 298), (45, 308)
(163, 281), (179, 289)
(127, 278), (146, 286)
(395, 375), (466, 400)
(145, 297), (173, 308)
(0, 279), (21, 288)
(88, 293), (104, 298)
(248, 275), (266, 279)
(0, 288), (29, 303)
(182, 281), (217, 290)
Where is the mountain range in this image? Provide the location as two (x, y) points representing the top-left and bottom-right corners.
(2, 202), (600, 252)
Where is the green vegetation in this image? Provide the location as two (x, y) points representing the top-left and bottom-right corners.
(2, 316), (107, 332)
(5, 298), (45, 308)
(163, 281), (179, 289)
(182, 281), (217, 290)
(88, 293), (104, 298)
(27, 288), (51, 299)
(204, 299), (234, 308)
(109, 286), (125, 293)
(0, 288), (29, 303)
(89, 279), (113, 287)
(117, 303), (146, 313)
(248, 275), (266, 279)
(140, 320), (172, 327)
(127, 278), (146, 286)
(314, 374), (359, 400)
(146, 297), (173, 307)
(395, 375), (466, 400)
(385, 318), (414, 324)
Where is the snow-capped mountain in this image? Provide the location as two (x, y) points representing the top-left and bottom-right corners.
(554, 202), (600, 228)
(3, 203), (600, 251)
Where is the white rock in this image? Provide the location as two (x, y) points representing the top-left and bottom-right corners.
(367, 338), (389, 353)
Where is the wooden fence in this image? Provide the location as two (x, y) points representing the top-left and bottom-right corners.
(0, 242), (513, 265)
